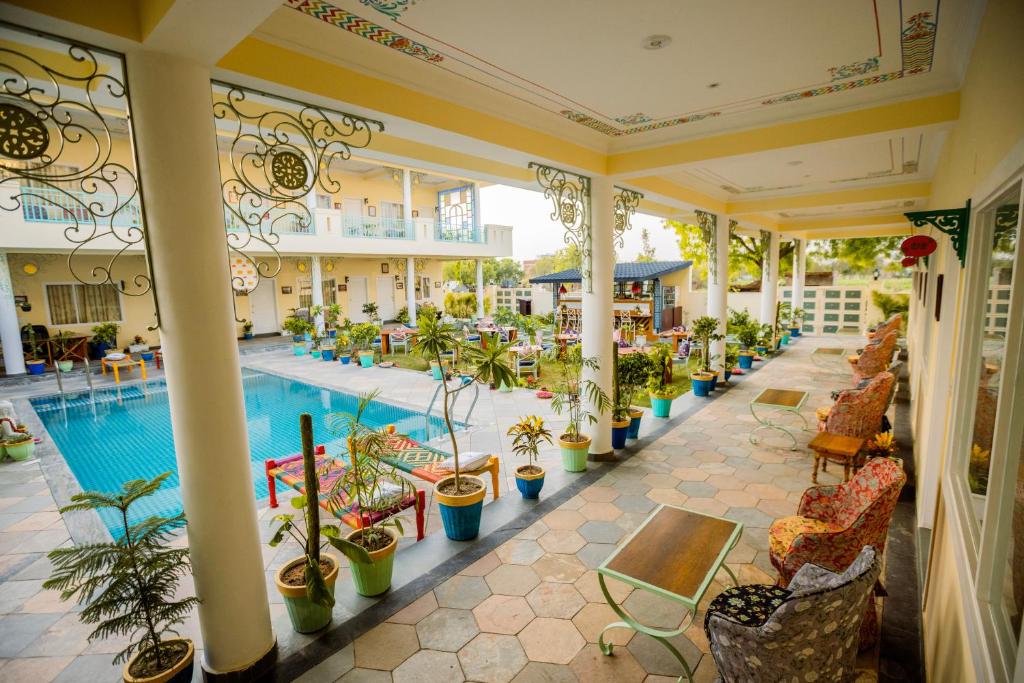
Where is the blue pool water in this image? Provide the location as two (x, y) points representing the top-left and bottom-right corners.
(30, 371), (457, 537)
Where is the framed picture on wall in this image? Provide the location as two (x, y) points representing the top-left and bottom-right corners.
(396, 282), (404, 290)
(333, 202), (341, 209)
(368, 205), (377, 217)
(434, 281), (441, 288)
(411, 209), (419, 217)
(281, 286), (292, 294)
(339, 284), (347, 292)
(381, 263), (389, 274)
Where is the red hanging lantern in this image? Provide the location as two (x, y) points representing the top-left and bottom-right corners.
(901, 256), (918, 268)
(901, 235), (937, 258)
(631, 281), (642, 296)
(558, 284), (567, 295)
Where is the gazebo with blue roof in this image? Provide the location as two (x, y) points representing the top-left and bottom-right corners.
(530, 260), (692, 335)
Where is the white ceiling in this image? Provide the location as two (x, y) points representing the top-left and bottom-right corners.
(779, 197), (925, 220)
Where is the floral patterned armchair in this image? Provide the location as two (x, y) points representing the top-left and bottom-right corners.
(848, 331), (897, 383)
(705, 546), (881, 682)
(816, 371), (895, 438)
(868, 314), (901, 341)
(768, 458), (905, 648)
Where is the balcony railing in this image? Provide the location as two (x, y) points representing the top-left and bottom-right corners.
(223, 208), (312, 235)
(17, 187), (142, 227)
(341, 214), (413, 240)
(435, 219), (485, 243)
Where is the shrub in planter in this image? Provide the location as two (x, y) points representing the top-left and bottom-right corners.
(283, 316), (311, 343)
(242, 320), (254, 340)
(52, 331), (76, 372)
(507, 415), (552, 499)
(129, 335), (149, 354)
(648, 362), (682, 417)
(3, 432), (35, 461)
(548, 344), (611, 471)
(44, 473), (200, 683)
(334, 335), (351, 364)
(349, 322), (381, 368)
(617, 351), (656, 440)
(738, 350), (755, 369)
(414, 308), (516, 540)
(690, 371), (714, 398)
(26, 359), (45, 375)
(91, 322), (120, 351)
(723, 345), (740, 383)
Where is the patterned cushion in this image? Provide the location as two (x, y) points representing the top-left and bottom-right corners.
(769, 516), (841, 560)
(703, 584), (791, 638)
(822, 372), (895, 439)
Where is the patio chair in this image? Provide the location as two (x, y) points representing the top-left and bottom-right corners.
(705, 546), (881, 682)
(390, 331), (411, 355)
(768, 457), (905, 648)
(848, 331), (897, 383)
(463, 325), (481, 344)
(534, 331), (553, 352)
(867, 314), (901, 342)
(380, 433), (501, 500)
(265, 445), (426, 540)
(816, 371), (895, 439)
(513, 345), (540, 379)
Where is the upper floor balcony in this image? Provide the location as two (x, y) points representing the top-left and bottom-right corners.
(1, 186), (512, 259)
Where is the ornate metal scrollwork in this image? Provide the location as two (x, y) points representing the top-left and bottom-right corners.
(695, 210), (718, 285)
(905, 200), (970, 267)
(212, 82), (384, 319)
(0, 24), (161, 328)
(612, 186), (643, 249)
(528, 162), (592, 291)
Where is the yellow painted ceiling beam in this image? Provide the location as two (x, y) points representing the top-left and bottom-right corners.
(4, 0), (143, 41)
(790, 224), (912, 240)
(607, 92), (960, 177)
(219, 37), (607, 176)
(779, 213), (909, 231)
(728, 182), (931, 214)
(627, 177), (726, 213)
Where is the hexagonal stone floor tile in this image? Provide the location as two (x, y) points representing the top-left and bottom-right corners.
(526, 582), (586, 619)
(641, 473), (680, 489)
(575, 571), (633, 604)
(542, 509), (587, 530)
(580, 486), (620, 502)
(387, 591), (438, 625)
(517, 617), (587, 665)
(670, 467), (710, 482)
(416, 608), (480, 652)
(538, 529), (587, 554)
(474, 594), (535, 634)
(459, 633), (529, 683)
(338, 668), (392, 682)
(532, 553), (588, 583)
(353, 622), (419, 670)
(683, 497), (729, 517)
(626, 631), (703, 678)
(612, 495), (657, 515)
(705, 474), (746, 491)
(578, 520), (625, 545)
(715, 489), (758, 508)
(392, 650), (463, 683)
(646, 488), (689, 506)
(575, 543), (616, 569)
(496, 539), (546, 566)
(578, 502), (623, 521)
(486, 564), (542, 596)
(676, 481), (718, 498)
(569, 643), (646, 683)
(620, 591), (689, 631)
(434, 574), (492, 609)
(723, 506), (777, 529)
(510, 661), (579, 683)
(571, 602), (633, 646)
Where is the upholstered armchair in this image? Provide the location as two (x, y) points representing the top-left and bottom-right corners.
(848, 330), (897, 382)
(867, 314), (901, 341)
(769, 458), (905, 648)
(816, 371), (895, 438)
(705, 546), (881, 682)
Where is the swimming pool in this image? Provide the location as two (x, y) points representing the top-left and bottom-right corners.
(30, 370), (458, 537)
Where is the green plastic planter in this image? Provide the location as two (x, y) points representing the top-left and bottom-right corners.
(650, 391), (675, 416)
(275, 555), (338, 633)
(347, 529), (397, 597)
(358, 351), (375, 368)
(559, 435), (590, 472)
(4, 440), (34, 461)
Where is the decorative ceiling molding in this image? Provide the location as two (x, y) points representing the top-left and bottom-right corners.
(284, 0), (940, 137)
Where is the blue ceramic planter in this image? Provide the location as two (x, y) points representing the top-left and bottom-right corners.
(650, 394), (674, 417)
(755, 346), (768, 356)
(724, 369), (732, 382)
(738, 353), (754, 369)
(692, 376), (713, 397)
(293, 344), (306, 357)
(321, 348), (335, 362)
(515, 469), (545, 499)
(611, 423), (629, 449)
(292, 334), (304, 343)
(26, 361), (45, 375)
(781, 333), (790, 345)
(710, 373), (719, 391)
(339, 355), (351, 365)
(140, 351), (155, 361)
(627, 411), (642, 439)
(327, 329), (337, 339)
(358, 352), (375, 368)
(303, 333), (312, 342)
(790, 328), (801, 337)
(430, 362), (444, 380)
(310, 350), (321, 359)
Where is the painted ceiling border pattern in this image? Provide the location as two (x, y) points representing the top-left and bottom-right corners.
(284, 0), (939, 137)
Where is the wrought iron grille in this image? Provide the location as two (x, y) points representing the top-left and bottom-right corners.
(529, 162), (592, 291)
(613, 186), (643, 249)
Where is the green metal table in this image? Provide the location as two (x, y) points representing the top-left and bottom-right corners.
(749, 387), (809, 450)
(810, 346), (848, 370)
(597, 505), (742, 683)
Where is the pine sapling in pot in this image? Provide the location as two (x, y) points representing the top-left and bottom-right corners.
(44, 472), (200, 682)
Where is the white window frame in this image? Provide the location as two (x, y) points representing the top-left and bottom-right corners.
(943, 156), (1024, 683)
(43, 281), (124, 327)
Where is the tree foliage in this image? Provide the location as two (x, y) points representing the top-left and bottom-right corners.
(811, 237), (904, 272)
(667, 221), (793, 284)
(531, 244), (582, 277)
(443, 258), (524, 288)
(636, 228), (657, 262)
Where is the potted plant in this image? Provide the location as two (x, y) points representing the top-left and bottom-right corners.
(324, 304), (342, 339)
(91, 322), (119, 357)
(688, 315), (722, 397)
(309, 330), (323, 359)
(507, 415), (552, 499)
(52, 330), (76, 373)
(324, 394), (411, 596)
(414, 308), (516, 540)
(242, 320), (254, 340)
(283, 315), (309, 343)
(350, 322), (380, 368)
(647, 343), (681, 416)
(548, 344), (611, 472)
(128, 335), (149, 354)
(610, 343), (631, 449)
(617, 350), (656, 439)
(736, 324), (758, 369)
(755, 324), (773, 357)
(21, 325), (46, 375)
(44, 473), (199, 683)
(788, 304), (805, 337)
(320, 341), (335, 362)
(361, 302), (380, 324)
(3, 430), (35, 461)
(723, 344), (740, 382)
(335, 334), (352, 365)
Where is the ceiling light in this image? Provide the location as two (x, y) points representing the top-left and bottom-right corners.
(787, 160), (803, 166)
(643, 35), (672, 50)
(707, 82), (720, 89)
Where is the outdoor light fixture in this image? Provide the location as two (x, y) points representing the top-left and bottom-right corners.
(631, 281), (642, 295)
(643, 35), (672, 50)
(559, 284), (567, 295)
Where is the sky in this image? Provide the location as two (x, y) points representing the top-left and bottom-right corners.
(480, 184), (682, 262)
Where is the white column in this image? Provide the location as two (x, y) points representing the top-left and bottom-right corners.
(402, 169), (413, 221)
(584, 176), (614, 457)
(706, 213), (730, 373)
(791, 238), (806, 329)
(310, 255), (324, 333)
(471, 182), (482, 239)
(406, 257), (417, 326)
(476, 258), (485, 319)
(126, 52), (273, 676)
(0, 253), (25, 375)
(759, 230), (780, 325)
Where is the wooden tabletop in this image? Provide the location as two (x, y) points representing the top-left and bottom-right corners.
(751, 388), (808, 409)
(602, 505), (740, 601)
(808, 431), (866, 457)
